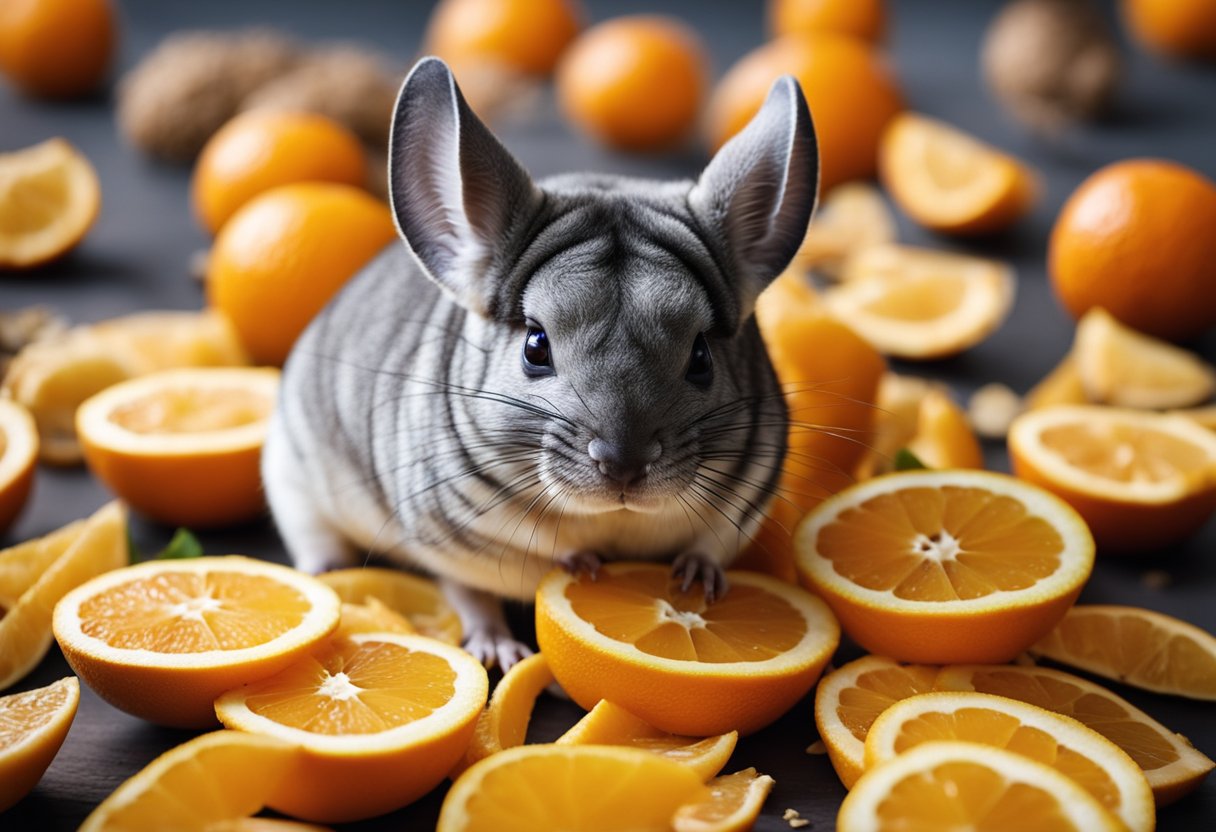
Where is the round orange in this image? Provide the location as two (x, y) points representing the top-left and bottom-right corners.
(1049, 159), (1216, 340)
(206, 183), (398, 366)
(0, 0), (113, 98)
(425, 0), (581, 77)
(769, 0), (886, 43)
(192, 110), (367, 236)
(557, 15), (707, 152)
(707, 33), (902, 193)
(1123, 0), (1216, 60)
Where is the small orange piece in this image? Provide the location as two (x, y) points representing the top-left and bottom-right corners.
(706, 33), (902, 193)
(794, 182), (896, 278)
(1025, 355), (1088, 411)
(207, 182), (398, 366)
(769, 0), (886, 43)
(1049, 159), (1216, 340)
(0, 677), (79, 813)
(905, 389), (985, 471)
(1123, 0), (1216, 60)
(671, 768), (776, 832)
(453, 651), (553, 777)
(318, 567), (462, 645)
(193, 110), (367, 236)
(0, 138), (100, 269)
(557, 15), (707, 152)
(425, 0), (581, 77)
(0, 399), (37, 533)
(0, 0), (114, 98)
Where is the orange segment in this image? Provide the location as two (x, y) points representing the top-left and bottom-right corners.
(216, 633), (488, 823)
(53, 556), (340, 728)
(0, 399), (37, 533)
(453, 651), (554, 777)
(671, 767), (775, 832)
(536, 563), (840, 736)
(0, 677), (79, 812)
(795, 469), (1094, 664)
(0, 138), (100, 268)
(318, 567), (462, 645)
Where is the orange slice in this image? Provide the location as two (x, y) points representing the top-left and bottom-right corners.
(838, 741), (1123, 832)
(76, 367), (279, 527)
(0, 398), (38, 533)
(216, 632), (488, 822)
(78, 730), (302, 832)
(1031, 605), (1216, 701)
(879, 113), (1037, 236)
(0, 138), (100, 269)
(813, 655), (939, 788)
(318, 567), (462, 645)
(536, 563), (840, 736)
(335, 598), (416, 638)
(52, 555), (341, 728)
(826, 244), (1015, 360)
(935, 663), (1216, 804)
(0, 501), (127, 689)
(794, 469), (1095, 664)
(1008, 404), (1216, 552)
(438, 744), (710, 832)
(557, 699), (738, 781)
(1026, 354), (1088, 411)
(671, 768), (775, 832)
(453, 651), (554, 777)
(795, 182), (896, 278)
(0, 677), (79, 813)
(864, 692), (1155, 832)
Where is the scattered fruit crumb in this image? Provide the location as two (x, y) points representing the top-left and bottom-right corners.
(783, 808), (811, 828)
(805, 739), (827, 755)
(968, 382), (1024, 439)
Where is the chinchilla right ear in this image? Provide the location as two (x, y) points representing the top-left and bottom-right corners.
(388, 57), (542, 319)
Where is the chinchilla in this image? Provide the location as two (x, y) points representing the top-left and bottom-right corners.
(263, 56), (819, 668)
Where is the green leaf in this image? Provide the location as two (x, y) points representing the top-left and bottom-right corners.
(894, 448), (930, 471)
(153, 528), (204, 560)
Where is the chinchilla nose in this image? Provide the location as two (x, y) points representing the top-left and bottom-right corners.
(588, 437), (661, 487)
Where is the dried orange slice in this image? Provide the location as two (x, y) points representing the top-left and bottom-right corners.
(794, 469), (1094, 664)
(52, 555), (341, 728)
(536, 563), (840, 736)
(216, 632), (488, 822)
(879, 113), (1037, 236)
(1008, 404), (1216, 552)
(0, 677), (79, 812)
(0, 399), (37, 533)
(318, 566), (462, 645)
(671, 767), (775, 832)
(838, 741), (1123, 832)
(76, 367), (279, 527)
(453, 651), (554, 777)
(813, 655), (939, 788)
(935, 663), (1215, 804)
(826, 244), (1015, 360)
(865, 692), (1154, 832)
(0, 138), (100, 269)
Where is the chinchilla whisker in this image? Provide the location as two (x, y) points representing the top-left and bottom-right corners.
(688, 476), (768, 532)
(702, 446), (859, 485)
(684, 486), (749, 554)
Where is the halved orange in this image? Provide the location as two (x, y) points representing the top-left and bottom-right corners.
(1008, 404), (1216, 552)
(52, 555), (341, 728)
(0, 676), (79, 812)
(318, 567), (462, 645)
(671, 767), (775, 832)
(536, 563), (840, 736)
(795, 469), (1095, 664)
(826, 244), (1015, 360)
(0, 138), (100, 269)
(0, 398), (38, 533)
(76, 367), (279, 527)
(215, 632), (489, 822)
(879, 113), (1037, 236)
(935, 663), (1216, 804)
(453, 651), (554, 777)
(813, 655), (939, 788)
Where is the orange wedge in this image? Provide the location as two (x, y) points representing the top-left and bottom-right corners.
(1008, 405), (1216, 552)
(826, 244), (1015, 360)
(1026, 355), (1088, 411)
(53, 555), (341, 728)
(865, 692), (1155, 832)
(935, 663), (1216, 804)
(0, 677), (79, 812)
(453, 651), (554, 777)
(905, 389), (985, 470)
(794, 469), (1095, 664)
(879, 113), (1037, 236)
(536, 563), (840, 736)
(795, 182), (896, 278)
(0, 398), (38, 533)
(438, 744), (710, 832)
(838, 741), (1124, 832)
(813, 655), (939, 788)
(76, 367), (279, 527)
(0, 138), (100, 269)
(557, 699), (738, 781)
(0, 501), (127, 689)
(1031, 605), (1216, 701)
(216, 632), (488, 822)
(318, 567), (462, 645)
(671, 768), (775, 832)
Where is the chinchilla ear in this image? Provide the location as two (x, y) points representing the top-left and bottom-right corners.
(688, 75), (819, 317)
(388, 57), (542, 318)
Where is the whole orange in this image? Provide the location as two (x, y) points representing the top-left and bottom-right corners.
(706, 33), (902, 193)
(557, 16), (707, 152)
(1123, 0), (1216, 61)
(769, 0), (886, 43)
(0, 0), (114, 98)
(192, 110), (368, 236)
(1049, 159), (1216, 340)
(425, 0), (581, 77)
(206, 183), (398, 366)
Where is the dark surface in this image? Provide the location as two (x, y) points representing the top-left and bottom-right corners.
(2, 0), (1215, 829)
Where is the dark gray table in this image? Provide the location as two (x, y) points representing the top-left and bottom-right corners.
(2, 1), (1214, 829)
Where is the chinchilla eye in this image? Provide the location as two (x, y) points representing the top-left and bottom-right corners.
(523, 325), (553, 375)
(686, 332), (713, 387)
